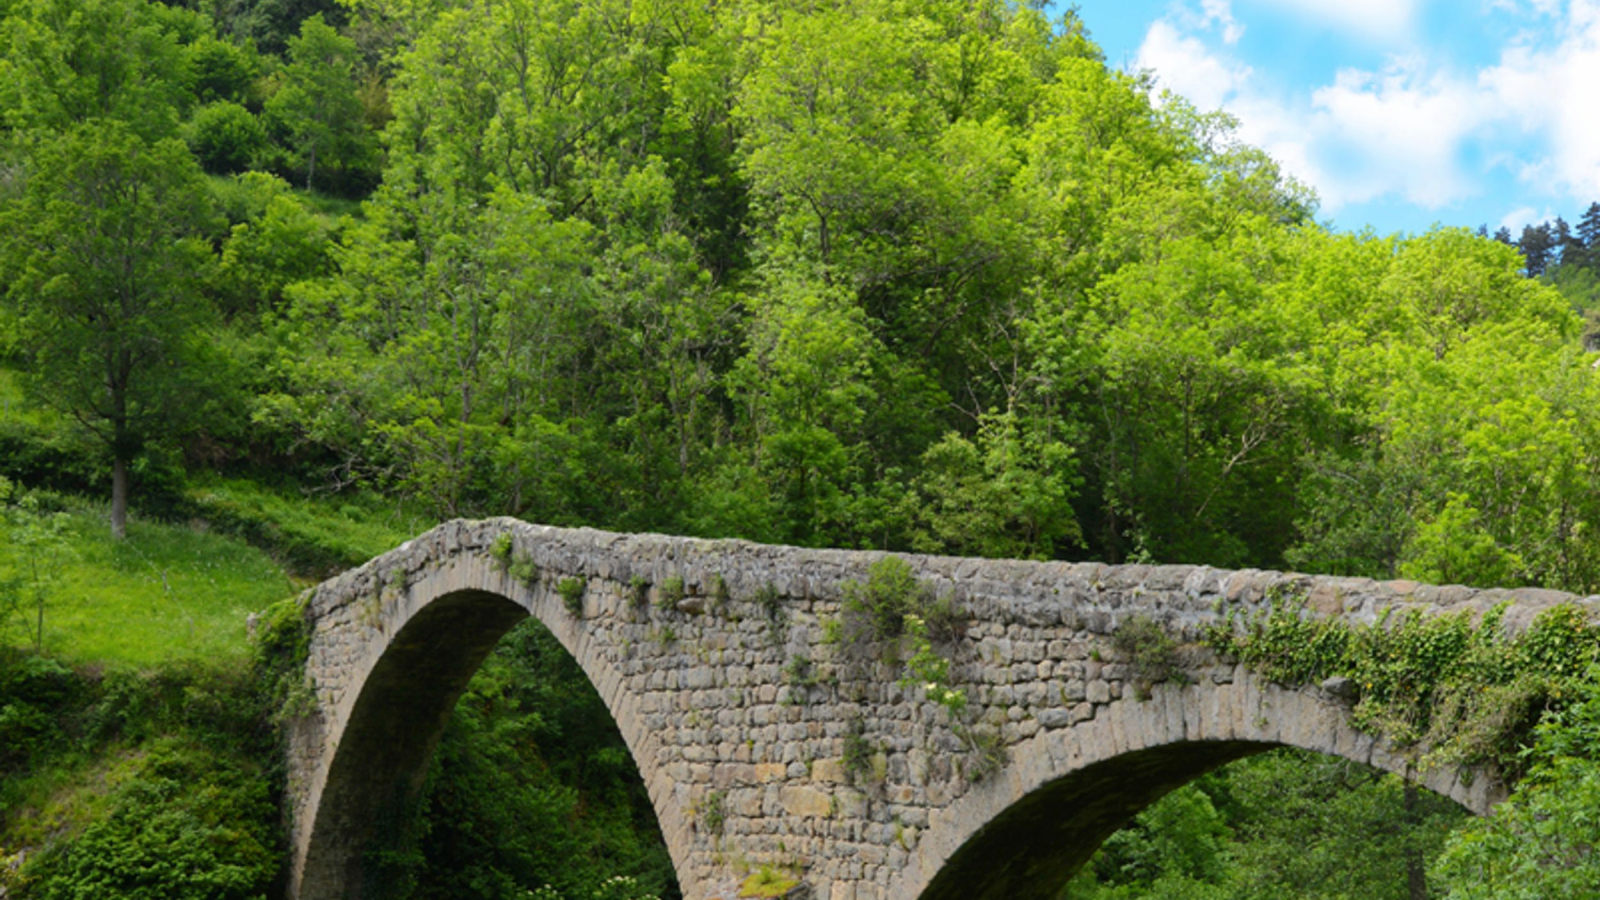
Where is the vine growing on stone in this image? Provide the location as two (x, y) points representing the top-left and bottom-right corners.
(1206, 596), (1600, 773)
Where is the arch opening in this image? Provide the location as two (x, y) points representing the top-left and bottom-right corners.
(294, 587), (679, 900)
(921, 742), (1471, 900)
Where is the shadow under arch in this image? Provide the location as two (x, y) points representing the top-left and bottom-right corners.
(295, 588), (529, 896)
(919, 739), (1270, 900)
(895, 673), (1501, 900)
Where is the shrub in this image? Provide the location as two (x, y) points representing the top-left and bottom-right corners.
(842, 718), (875, 785)
(697, 790), (725, 835)
(509, 554), (540, 587)
(489, 532), (514, 568)
(738, 866), (798, 899)
(188, 36), (259, 104)
(557, 577), (586, 616)
(24, 742), (279, 900)
(843, 557), (924, 640)
(658, 575), (685, 609)
(1112, 615), (1182, 697)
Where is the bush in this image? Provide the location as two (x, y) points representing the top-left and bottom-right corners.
(188, 102), (266, 175)
(1111, 615), (1182, 696)
(558, 577), (586, 616)
(24, 742), (279, 900)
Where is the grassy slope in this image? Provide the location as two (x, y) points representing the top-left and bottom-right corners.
(0, 476), (424, 884)
(2, 480), (426, 667)
(4, 359), (424, 665)
(20, 507), (293, 665)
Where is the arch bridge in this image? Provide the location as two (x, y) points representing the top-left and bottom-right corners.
(284, 519), (1586, 900)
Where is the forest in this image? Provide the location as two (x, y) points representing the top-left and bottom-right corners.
(0, 0), (1598, 897)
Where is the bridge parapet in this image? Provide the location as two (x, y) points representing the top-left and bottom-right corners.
(285, 519), (1595, 900)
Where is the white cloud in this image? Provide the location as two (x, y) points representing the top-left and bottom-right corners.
(1200, 0), (1247, 44)
(1135, 16), (1485, 211)
(1249, 0), (1424, 42)
(1305, 61), (1486, 207)
(1130, 0), (1600, 215)
(1136, 20), (1253, 111)
(1480, 0), (1600, 197)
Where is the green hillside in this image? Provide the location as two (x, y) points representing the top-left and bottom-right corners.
(2, 0), (1599, 896)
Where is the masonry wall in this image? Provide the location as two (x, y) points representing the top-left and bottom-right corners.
(285, 519), (1595, 900)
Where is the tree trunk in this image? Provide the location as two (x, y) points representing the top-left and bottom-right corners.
(111, 455), (128, 539)
(1404, 781), (1427, 900)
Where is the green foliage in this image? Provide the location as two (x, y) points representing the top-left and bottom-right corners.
(842, 557), (930, 641)
(528, 875), (662, 900)
(956, 725), (1006, 783)
(23, 741), (279, 900)
(262, 14), (376, 194)
(629, 576), (651, 609)
(907, 411), (1082, 560)
(737, 866), (798, 899)
(251, 592), (314, 722)
(841, 718), (873, 786)
(489, 532), (514, 568)
(187, 101), (266, 175)
(755, 584), (782, 625)
(214, 176), (333, 317)
(1433, 667), (1600, 899)
(697, 791), (725, 836)
(186, 35), (260, 105)
(0, 477), (74, 651)
(0, 119), (220, 537)
(1067, 784), (1229, 898)
(659, 576), (686, 609)
(1207, 597), (1600, 770)
(557, 577), (586, 616)
(0, 0), (191, 142)
(783, 655), (817, 696)
(0, 495), (292, 666)
(361, 620), (677, 900)
(1068, 750), (1467, 900)
(509, 554), (540, 587)
(1111, 615), (1182, 697)
(900, 613), (965, 720)
(181, 478), (422, 577)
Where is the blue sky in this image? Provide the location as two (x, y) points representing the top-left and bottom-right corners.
(1067, 1), (1600, 237)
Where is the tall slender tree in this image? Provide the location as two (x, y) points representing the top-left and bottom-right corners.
(0, 121), (218, 537)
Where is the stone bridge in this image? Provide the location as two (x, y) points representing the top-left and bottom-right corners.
(283, 519), (1589, 900)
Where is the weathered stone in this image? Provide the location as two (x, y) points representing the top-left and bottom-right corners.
(781, 785), (834, 818)
(286, 519), (1556, 900)
(1321, 676), (1359, 701)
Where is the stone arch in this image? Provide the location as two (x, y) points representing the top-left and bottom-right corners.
(285, 531), (687, 900)
(892, 670), (1503, 900)
(284, 520), (1587, 900)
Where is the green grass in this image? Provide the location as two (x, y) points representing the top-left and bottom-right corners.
(2, 500), (295, 666)
(0, 476), (430, 666)
(183, 477), (429, 576)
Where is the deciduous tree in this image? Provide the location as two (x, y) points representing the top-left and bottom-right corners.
(0, 121), (218, 537)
